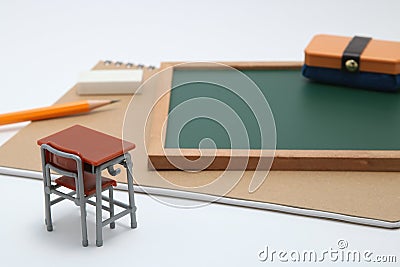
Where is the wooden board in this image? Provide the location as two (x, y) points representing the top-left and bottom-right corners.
(148, 62), (400, 171)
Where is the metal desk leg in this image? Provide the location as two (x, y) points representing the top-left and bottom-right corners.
(78, 171), (88, 247)
(43, 167), (53, 232)
(79, 199), (88, 247)
(109, 187), (115, 229)
(95, 167), (103, 247)
(125, 154), (137, 228)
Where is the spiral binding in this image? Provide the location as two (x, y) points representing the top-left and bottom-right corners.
(103, 60), (156, 70)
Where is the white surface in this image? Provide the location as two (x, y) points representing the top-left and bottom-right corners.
(1, 0), (400, 266)
(77, 69), (143, 95)
(3, 165), (400, 229)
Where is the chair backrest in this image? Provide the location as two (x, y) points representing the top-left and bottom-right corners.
(41, 142), (83, 172)
(40, 142), (85, 196)
(45, 150), (79, 172)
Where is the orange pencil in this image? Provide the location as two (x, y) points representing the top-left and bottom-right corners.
(0, 100), (119, 125)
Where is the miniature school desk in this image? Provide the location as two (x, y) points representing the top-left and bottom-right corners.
(1, 61), (400, 228)
(37, 125), (137, 247)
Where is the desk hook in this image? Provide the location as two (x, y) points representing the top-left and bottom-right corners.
(107, 165), (121, 176)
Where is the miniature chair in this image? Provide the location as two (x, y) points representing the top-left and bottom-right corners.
(40, 142), (117, 247)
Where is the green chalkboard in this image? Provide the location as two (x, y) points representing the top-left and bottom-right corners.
(165, 69), (400, 151)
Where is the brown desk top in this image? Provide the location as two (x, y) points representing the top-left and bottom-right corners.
(37, 124), (135, 166)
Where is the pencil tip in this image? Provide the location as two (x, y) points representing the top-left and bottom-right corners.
(110, 100), (120, 104)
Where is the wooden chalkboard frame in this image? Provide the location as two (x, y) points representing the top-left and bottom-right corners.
(148, 62), (400, 171)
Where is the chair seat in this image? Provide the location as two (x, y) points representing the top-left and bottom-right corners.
(55, 172), (117, 196)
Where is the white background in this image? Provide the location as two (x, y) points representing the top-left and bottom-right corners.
(0, 0), (399, 266)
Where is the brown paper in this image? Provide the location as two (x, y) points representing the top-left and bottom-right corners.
(1, 61), (399, 224)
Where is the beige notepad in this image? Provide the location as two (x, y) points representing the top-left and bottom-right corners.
(1, 61), (400, 227)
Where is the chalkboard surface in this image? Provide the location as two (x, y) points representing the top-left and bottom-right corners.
(166, 69), (400, 151)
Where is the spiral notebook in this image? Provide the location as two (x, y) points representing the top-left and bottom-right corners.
(76, 60), (156, 95)
(1, 60), (400, 228)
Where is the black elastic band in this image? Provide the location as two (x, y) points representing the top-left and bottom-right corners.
(342, 36), (372, 72)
